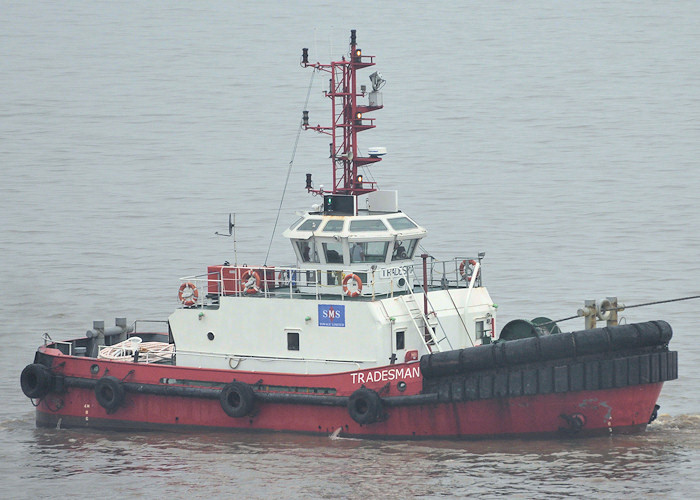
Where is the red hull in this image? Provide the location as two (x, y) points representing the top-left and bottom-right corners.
(32, 346), (665, 439)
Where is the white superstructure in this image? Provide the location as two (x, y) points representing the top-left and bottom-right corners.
(169, 193), (497, 374)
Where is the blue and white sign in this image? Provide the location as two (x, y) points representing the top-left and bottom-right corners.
(318, 304), (345, 327)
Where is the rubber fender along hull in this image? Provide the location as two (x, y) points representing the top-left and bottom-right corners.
(422, 350), (677, 402)
(420, 320), (673, 378)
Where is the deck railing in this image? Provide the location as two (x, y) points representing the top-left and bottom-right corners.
(177, 257), (483, 307)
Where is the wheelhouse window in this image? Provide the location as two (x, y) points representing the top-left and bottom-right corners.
(322, 242), (344, 264)
(296, 240), (318, 263)
(350, 241), (389, 263)
(297, 219), (322, 231)
(349, 219), (387, 232)
(387, 217), (417, 230)
(288, 216), (304, 230)
(322, 219), (345, 232)
(392, 239), (419, 261)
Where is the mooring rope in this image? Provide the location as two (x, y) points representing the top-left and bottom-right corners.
(263, 69), (317, 266)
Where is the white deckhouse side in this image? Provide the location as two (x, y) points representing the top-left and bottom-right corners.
(170, 192), (497, 374)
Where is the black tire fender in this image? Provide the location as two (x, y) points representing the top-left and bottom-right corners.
(220, 381), (255, 418)
(20, 363), (52, 399)
(348, 388), (383, 425)
(95, 376), (126, 413)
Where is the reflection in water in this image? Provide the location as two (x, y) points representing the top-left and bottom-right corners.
(11, 414), (698, 498)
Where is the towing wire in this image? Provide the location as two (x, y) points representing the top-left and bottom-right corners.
(545, 294), (700, 327)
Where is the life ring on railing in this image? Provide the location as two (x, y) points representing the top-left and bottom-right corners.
(178, 282), (199, 306)
(459, 259), (478, 281)
(342, 273), (363, 297)
(241, 270), (261, 294)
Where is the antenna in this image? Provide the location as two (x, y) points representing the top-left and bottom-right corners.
(215, 213), (238, 266)
(215, 213), (234, 237)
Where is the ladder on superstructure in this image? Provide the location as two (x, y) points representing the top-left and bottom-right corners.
(399, 272), (453, 353)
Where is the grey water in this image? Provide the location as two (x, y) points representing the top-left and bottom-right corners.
(2, 1), (699, 498)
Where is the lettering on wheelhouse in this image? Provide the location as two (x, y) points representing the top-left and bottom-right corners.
(351, 365), (421, 385)
(379, 265), (412, 279)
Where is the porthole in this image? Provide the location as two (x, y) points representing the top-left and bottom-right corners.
(397, 381), (407, 392)
(90, 364), (100, 375)
(207, 331), (215, 341)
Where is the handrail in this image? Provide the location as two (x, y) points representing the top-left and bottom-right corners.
(176, 349), (369, 372)
(52, 340), (73, 356)
(132, 319), (169, 334)
(422, 256), (483, 289)
(176, 258), (484, 308)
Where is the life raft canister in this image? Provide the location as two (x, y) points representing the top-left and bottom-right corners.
(342, 273), (363, 297)
(178, 282), (199, 306)
(459, 259), (478, 281)
(241, 270), (261, 294)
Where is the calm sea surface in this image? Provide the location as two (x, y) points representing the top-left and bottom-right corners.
(2, 1), (699, 498)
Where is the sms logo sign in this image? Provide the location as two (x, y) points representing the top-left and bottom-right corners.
(318, 304), (345, 327)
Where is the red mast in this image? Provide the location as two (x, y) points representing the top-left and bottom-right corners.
(301, 29), (384, 196)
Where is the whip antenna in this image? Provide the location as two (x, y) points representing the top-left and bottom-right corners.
(263, 69), (316, 266)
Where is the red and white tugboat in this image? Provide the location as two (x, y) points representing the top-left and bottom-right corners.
(21, 31), (677, 439)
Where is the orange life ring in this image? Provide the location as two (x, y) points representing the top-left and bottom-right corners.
(241, 270), (261, 294)
(342, 273), (363, 297)
(459, 259), (478, 281)
(178, 282), (199, 306)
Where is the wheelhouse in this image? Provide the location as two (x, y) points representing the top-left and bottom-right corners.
(284, 209), (426, 268)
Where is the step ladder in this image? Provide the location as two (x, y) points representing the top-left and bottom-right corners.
(400, 293), (450, 353)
